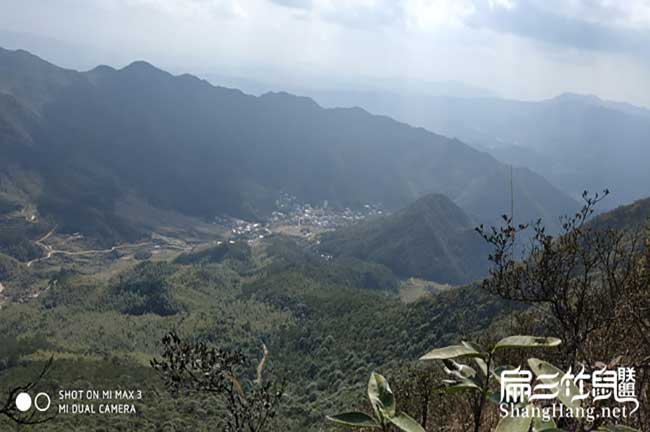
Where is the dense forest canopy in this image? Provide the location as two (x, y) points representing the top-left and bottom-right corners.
(0, 11), (649, 430)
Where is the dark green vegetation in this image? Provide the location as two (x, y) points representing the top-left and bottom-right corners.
(319, 194), (490, 284)
(0, 252), (34, 289)
(0, 235), (511, 431)
(151, 332), (284, 432)
(316, 193), (650, 432)
(1, 46), (648, 432)
(0, 218), (48, 261)
(0, 47), (577, 243)
(1, 195), (648, 430)
(109, 262), (181, 316)
(174, 242), (253, 269)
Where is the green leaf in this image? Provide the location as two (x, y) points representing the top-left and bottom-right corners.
(368, 372), (396, 418)
(533, 416), (557, 431)
(493, 336), (561, 351)
(420, 344), (482, 360)
(462, 340), (486, 354)
(443, 359), (477, 379)
(473, 356), (489, 376)
(326, 412), (380, 428)
(389, 412), (426, 432)
(528, 358), (581, 410)
(439, 379), (481, 393)
(495, 410), (533, 432)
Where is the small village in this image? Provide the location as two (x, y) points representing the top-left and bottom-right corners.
(214, 194), (385, 243)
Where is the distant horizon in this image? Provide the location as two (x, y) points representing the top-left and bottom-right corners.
(3, 40), (649, 112)
(1, 0), (649, 107)
(0, 4), (648, 432)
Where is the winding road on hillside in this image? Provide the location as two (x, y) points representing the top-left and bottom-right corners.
(26, 227), (152, 268)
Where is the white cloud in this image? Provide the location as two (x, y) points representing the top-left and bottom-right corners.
(527, 0), (650, 29)
(1, 0), (649, 106)
(402, 0), (476, 30)
(488, 0), (516, 10)
(97, 0), (250, 19)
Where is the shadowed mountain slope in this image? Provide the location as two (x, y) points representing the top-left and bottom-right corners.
(319, 193), (491, 284)
(306, 88), (650, 211)
(0, 47), (577, 242)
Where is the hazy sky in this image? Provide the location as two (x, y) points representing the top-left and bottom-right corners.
(2, 0), (650, 105)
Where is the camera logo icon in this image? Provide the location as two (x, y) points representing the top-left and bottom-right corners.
(15, 392), (51, 412)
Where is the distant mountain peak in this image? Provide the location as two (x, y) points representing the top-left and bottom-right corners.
(398, 193), (473, 230)
(0, 46), (38, 59)
(260, 90), (321, 109)
(124, 60), (157, 70)
(408, 193), (460, 212)
(120, 60), (169, 77)
(319, 192), (489, 284)
(0, 46), (68, 71)
(90, 64), (116, 73)
(0, 46), (80, 110)
(552, 92), (602, 104)
(549, 92), (650, 117)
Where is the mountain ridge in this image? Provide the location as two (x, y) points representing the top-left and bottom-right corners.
(318, 193), (491, 284)
(0, 47), (578, 242)
(299, 86), (650, 210)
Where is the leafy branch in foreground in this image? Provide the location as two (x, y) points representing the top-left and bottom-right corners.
(420, 335), (560, 432)
(151, 332), (283, 432)
(475, 190), (649, 430)
(474, 190), (641, 366)
(420, 336), (640, 432)
(327, 372), (425, 432)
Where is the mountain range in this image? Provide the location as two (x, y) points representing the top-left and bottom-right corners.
(299, 88), (650, 210)
(0, 47), (577, 242)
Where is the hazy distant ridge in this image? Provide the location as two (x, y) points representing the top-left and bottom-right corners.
(0, 47), (577, 240)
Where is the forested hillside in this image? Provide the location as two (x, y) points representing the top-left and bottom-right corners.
(319, 193), (490, 284)
(2, 1), (650, 431)
(588, 196), (650, 231)
(2, 193), (648, 431)
(0, 236), (510, 431)
(0, 47), (577, 243)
